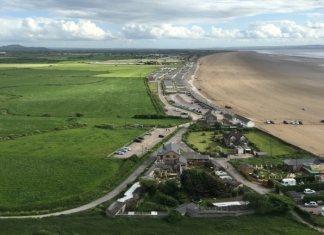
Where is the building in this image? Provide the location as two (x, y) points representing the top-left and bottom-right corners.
(223, 113), (254, 127)
(156, 143), (187, 174)
(238, 163), (254, 174)
(223, 130), (249, 149)
(181, 152), (210, 165)
(286, 191), (302, 203)
(204, 110), (223, 125)
(283, 159), (322, 172)
(255, 152), (267, 158)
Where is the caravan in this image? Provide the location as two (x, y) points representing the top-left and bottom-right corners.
(281, 178), (296, 186)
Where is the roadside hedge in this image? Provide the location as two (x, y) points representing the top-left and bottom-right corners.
(302, 194), (324, 203)
(275, 183), (322, 193)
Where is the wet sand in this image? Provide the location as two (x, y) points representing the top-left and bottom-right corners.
(194, 51), (324, 156)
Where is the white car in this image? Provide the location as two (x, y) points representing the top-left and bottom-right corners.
(304, 188), (316, 194)
(122, 147), (131, 151)
(305, 201), (318, 207)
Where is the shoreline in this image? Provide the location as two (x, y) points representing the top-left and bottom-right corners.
(190, 51), (324, 156)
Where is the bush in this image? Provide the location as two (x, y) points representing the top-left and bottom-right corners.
(157, 192), (179, 207)
(165, 210), (183, 223)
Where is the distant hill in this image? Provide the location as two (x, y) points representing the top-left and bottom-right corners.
(0, 44), (52, 52)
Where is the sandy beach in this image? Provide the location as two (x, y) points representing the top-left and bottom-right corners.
(194, 51), (324, 156)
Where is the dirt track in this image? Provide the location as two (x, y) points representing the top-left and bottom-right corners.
(194, 51), (324, 156)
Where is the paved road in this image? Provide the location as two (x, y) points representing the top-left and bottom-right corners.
(214, 156), (272, 195)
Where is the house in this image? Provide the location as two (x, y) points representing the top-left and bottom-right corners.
(156, 143), (187, 174)
(286, 191), (302, 203)
(223, 113), (254, 127)
(204, 110), (223, 125)
(283, 159), (322, 172)
(238, 163), (254, 174)
(223, 130), (249, 149)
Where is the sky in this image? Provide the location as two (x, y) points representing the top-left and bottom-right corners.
(1, 0), (324, 48)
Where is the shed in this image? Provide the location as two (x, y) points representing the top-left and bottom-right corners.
(286, 191), (302, 203)
(256, 152), (267, 158)
(238, 163), (254, 174)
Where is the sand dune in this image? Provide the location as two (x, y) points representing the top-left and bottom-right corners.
(194, 51), (324, 156)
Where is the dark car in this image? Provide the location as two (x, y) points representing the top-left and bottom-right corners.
(133, 138), (142, 143)
(181, 112), (188, 115)
(283, 120), (288, 124)
(137, 136), (144, 140)
(270, 120), (275, 124)
(158, 134), (164, 138)
(298, 121), (303, 125)
(321, 120), (324, 123)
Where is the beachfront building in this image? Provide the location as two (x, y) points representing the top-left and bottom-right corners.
(156, 143), (187, 174)
(223, 113), (254, 127)
(204, 110), (223, 125)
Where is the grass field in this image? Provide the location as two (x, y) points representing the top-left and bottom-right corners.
(245, 129), (297, 156)
(0, 212), (319, 235)
(0, 57), (188, 213)
(186, 131), (230, 154)
(0, 128), (145, 211)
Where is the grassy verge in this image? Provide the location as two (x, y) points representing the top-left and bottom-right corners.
(0, 212), (318, 235)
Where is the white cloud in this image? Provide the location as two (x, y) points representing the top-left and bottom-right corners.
(120, 24), (206, 39)
(0, 17), (115, 41)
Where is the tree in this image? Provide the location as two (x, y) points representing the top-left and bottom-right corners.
(214, 122), (222, 130)
(140, 179), (158, 196)
(243, 192), (271, 214)
(267, 193), (295, 213)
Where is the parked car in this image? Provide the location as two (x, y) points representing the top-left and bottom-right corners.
(270, 120), (275, 124)
(249, 173), (259, 179)
(283, 120), (288, 124)
(298, 120), (303, 125)
(121, 147), (131, 152)
(145, 132), (152, 136)
(305, 201), (318, 207)
(304, 189), (316, 194)
(115, 151), (124, 155)
(321, 120), (324, 123)
(119, 148), (128, 153)
(265, 120), (270, 124)
(133, 138), (142, 143)
(158, 134), (164, 138)
(137, 136), (144, 140)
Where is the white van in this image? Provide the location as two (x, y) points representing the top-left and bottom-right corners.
(281, 178), (296, 186)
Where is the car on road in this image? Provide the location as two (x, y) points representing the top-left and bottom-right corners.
(249, 173), (259, 179)
(145, 132), (152, 136)
(133, 138), (142, 143)
(158, 134), (164, 138)
(304, 189), (316, 194)
(115, 151), (124, 155)
(305, 201), (318, 207)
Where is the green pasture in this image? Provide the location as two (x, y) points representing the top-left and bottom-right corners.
(245, 129), (298, 156)
(0, 212), (319, 235)
(0, 127), (144, 209)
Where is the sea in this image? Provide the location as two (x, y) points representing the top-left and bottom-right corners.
(253, 48), (324, 68)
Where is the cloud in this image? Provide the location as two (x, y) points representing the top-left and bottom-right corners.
(0, 17), (115, 41)
(120, 24), (205, 39)
(1, 0), (324, 25)
(119, 20), (324, 41)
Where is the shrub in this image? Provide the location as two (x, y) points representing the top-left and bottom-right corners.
(42, 113), (50, 117)
(157, 192), (179, 207)
(165, 210), (183, 223)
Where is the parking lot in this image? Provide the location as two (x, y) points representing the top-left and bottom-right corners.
(112, 126), (177, 159)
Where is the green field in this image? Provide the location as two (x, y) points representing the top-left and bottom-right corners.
(0, 57), (188, 213)
(0, 212), (320, 235)
(245, 129), (298, 156)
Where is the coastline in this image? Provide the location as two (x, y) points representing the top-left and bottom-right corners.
(191, 51), (324, 156)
